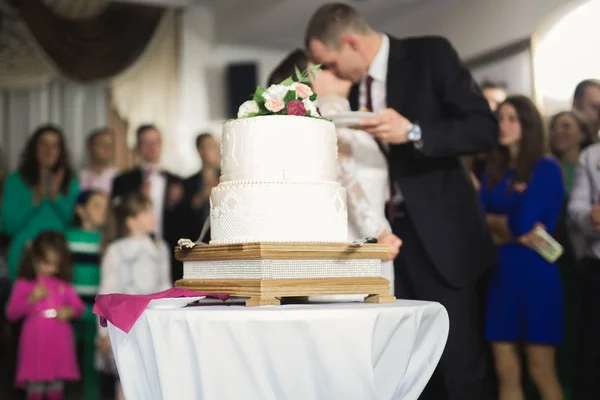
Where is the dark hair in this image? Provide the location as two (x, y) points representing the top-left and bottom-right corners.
(72, 189), (106, 228)
(549, 110), (593, 158)
(86, 127), (112, 147)
(17, 124), (74, 194)
(573, 79), (600, 105)
(103, 193), (152, 250)
(19, 231), (72, 282)
(267, 49), (309, 87)
(480, 80), (507, 91)
(487, 95), (547, 188)
(136, 124), (158, 143)
(304, 3), (372, 50)
(195, 133), (213, 149)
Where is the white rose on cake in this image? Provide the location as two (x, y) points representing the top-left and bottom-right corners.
(302, 98), (320, 117)
(237, 100), (259, 118)
(262, 84), (289, 101)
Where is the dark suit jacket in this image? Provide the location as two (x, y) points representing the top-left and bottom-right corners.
(182, 170), (212, 242)
(111, 167), (186, 279)
(349, 35), (497, 288)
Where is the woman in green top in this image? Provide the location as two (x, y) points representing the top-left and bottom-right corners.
(548, 110), (593, 399)
(66, 189), (107, 400)
(1, 125), (79, 282)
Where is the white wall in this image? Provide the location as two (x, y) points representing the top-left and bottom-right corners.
(177, 6), (286, 177)
(396, 0), (580, 59)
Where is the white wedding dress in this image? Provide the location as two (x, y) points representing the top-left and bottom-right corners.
(310, 95), (394, 301)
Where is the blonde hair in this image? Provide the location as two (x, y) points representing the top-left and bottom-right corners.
(103, 193), (152, 250)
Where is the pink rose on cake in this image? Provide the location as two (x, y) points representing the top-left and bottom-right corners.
(292, 83), (313, 99)
(265, 98), (285, 113)
(287, 100), (306, 116)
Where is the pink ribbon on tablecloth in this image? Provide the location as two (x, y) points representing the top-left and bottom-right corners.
(93, 288), (229, 333)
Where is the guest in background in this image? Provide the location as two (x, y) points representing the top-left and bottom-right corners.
(97, 193), (171, 400)
(572, 79), (600, 137)
(482, 96), (565, 400)
(1, 124), (79, 281)
(305, 4), (497, 399)
(548, 110), (592, 398)
(6, 231), (85, 400)
(481, 80), (507, 112)
(79, 128), (118, 194)
(182, 133), (221, 243)
(111, 124), (185, 281)
(568, 140), (600, 400)
(65, 190), (107, 400)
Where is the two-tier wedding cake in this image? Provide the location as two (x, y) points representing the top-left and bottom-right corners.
(210, 115), (347, 244)
(176, 66), (393, 306)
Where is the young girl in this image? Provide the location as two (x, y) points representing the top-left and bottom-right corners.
(481, 96), (565, 400)
(96, 193), (171, 400)
(66, 190), (107, 400)
(6, 231), (85, 400)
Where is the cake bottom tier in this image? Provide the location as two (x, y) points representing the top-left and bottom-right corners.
(183, 258), (380, 279)
(209, 182), (348, 244)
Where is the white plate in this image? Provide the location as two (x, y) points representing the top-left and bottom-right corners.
(147, 296), (206, 310)
(328, 111), (376, 128)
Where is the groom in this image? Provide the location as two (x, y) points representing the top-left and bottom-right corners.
(306, 4), (497, 400)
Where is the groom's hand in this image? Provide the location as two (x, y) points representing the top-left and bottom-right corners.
(359, 108), (411, 144)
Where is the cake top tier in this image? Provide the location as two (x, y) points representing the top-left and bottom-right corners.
(220, 116), (337, 183)
(236, 65), (322, 120)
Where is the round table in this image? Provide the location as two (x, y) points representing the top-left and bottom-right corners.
(108, 300), (449, 400)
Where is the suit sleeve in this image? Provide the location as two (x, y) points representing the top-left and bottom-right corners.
(418, 37), (498, 158)
(507, 159), (565, 237)
(110, 175), (123, 200)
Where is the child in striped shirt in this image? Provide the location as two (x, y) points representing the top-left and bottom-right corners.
(66, 190), (107, 400)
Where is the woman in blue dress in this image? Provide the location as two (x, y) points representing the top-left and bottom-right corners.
(480, 95), (565, 400)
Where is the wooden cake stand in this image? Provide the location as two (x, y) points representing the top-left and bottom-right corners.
(174, 242), (396, 307)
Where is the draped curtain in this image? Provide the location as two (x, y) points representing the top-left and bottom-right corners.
(0, 0), (179, 172)
(0, 80), (107, 170)
(14, 0), (164, 82)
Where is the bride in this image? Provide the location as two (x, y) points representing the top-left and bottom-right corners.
(268, 50), (401, 296)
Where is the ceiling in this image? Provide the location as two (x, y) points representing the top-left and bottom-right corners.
(114, 0), (458, 49)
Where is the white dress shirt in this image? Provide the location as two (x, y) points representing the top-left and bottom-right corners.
(142, 163), (166, 239)
(358, 34), (403, 204)
(568, 142), (600, 259)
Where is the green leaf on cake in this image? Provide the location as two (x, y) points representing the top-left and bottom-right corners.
(280, 76), (294, 86)
(253, 87), (266, 104)
(283, 90), (297, 102)
(309, 93), (317, 101)
(294, 65), (302, 81)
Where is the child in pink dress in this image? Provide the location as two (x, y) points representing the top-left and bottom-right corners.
(6, 231), (85, 400)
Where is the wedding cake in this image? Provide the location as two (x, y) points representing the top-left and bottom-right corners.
(210, 115), (348, 244)
(177, 66), (393, 306)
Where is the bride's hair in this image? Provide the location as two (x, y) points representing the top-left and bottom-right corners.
(267, 49), (308, 87)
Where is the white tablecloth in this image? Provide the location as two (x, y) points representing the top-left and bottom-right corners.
(108, 300), (449, 400)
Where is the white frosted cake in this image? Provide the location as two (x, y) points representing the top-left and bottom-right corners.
(210, 115), (348, 244)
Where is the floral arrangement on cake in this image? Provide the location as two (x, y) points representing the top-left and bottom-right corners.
(237, 65), (321, 119)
